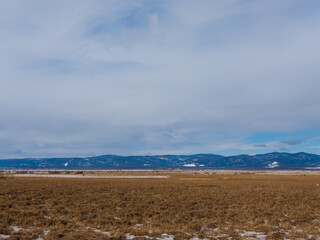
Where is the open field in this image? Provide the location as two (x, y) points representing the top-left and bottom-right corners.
(1, 173), (320, 239)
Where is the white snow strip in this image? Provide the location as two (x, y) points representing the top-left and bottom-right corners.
(0, 235), (10, 239)
(183, 163), (196, 167)
(12, 174), (169, 179)
(267, 161), (279, 168)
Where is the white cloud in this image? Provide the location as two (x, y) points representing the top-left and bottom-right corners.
(0, 0), (320, 157)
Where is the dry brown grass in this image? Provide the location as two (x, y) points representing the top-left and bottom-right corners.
(1, 173), (320, 239)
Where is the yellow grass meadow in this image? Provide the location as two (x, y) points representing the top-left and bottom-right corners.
(1, 172), (320, 239)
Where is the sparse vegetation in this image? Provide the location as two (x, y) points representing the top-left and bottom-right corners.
(1, 173), (320, 239)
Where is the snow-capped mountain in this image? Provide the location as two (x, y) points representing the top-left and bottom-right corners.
(1, 152), (320, 169)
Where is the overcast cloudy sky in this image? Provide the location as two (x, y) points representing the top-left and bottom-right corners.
(1, 0), (320, 158)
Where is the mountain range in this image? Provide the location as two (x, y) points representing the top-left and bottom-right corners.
(1, 152), (320, 169)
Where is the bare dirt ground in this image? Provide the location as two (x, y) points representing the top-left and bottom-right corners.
(1, 172), (320, 239)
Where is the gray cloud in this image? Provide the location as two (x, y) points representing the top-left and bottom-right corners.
(0, 0), (320, 157)
(281, 138), (306, 146)
(254, 144), (267, 148)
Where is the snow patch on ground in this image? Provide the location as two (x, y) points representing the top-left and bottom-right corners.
(85, 227), (111, 236)
(190, 236), (200, 240)
(240, 231), (266, 239)
(142, 236), (153, 239)
(10, 226), (25, 233)
(0, 234), (10, 239)
(157, 233), (174, 240)
(125, 233), (174, 240)
(126, 233), (135, 239)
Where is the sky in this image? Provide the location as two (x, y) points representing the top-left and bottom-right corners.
(1, 0), (320, 158)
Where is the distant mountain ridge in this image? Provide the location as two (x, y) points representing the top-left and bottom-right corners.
(0, 152), (320, 169)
